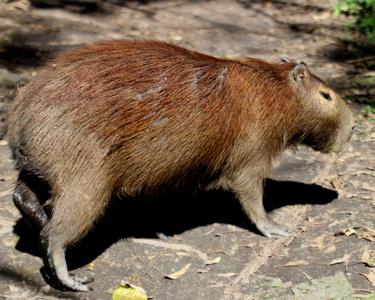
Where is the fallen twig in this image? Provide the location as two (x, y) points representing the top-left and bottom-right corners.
(347, 55), (375, 64)
(130, 238), (209, 261)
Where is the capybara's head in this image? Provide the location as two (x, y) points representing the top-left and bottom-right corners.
(290, 61), (354, 153)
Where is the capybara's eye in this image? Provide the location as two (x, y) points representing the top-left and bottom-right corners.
(319, 91), (332, 101)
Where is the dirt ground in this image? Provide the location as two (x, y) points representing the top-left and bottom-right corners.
(0, 0), (375, 299)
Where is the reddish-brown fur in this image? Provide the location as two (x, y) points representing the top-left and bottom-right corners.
(7, 40), (354, 291)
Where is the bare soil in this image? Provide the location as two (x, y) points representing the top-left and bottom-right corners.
(0, 0), (374, 299)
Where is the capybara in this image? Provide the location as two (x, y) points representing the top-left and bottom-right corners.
(7, 40), (354, 291)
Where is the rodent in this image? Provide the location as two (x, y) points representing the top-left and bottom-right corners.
(7, 40), (355, 291)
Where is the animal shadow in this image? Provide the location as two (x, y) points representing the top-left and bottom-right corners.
(13, 179), (338, 270)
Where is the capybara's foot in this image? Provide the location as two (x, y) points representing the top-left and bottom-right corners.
(257, 214), (293, 238)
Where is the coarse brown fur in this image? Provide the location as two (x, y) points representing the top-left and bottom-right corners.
(7, 40), (354, 291)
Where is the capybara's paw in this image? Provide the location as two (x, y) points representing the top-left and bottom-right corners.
(41, 267), (93, 292)
(61, 276), (92, 292)
(257, 215), (293, 238)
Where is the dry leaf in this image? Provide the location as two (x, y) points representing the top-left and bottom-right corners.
(176, 252), (189, 257)
(344, 228), (357, 236)
(204, 257), (221, 265)
(131, 239), (208, 261)
(335, 227), (375, 242)
(347, 193), (359, 199)
(87, 261), (96, 271)
(352, 293), (375, 299)
(207, 249), (230, 255)
(197, 269), (208, 273)
(337, 211), (357, 215)
(279, 261), (309, 267)
(362, 182), (375, 192)
(245, 242), (257, 248)
(329, 254), (350, 265)
(216, 273), (238, 278)
(112, 284), (148, 300)
(362, 250), (375, 267)
(334, 227), (357, 237)
(357, 228), (375, 242)
(165, 263), (191, 280)
(361, 270), (375, 285)
(362, 251), (370, 263)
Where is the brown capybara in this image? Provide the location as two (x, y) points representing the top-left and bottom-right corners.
(7, 40), (354, 291)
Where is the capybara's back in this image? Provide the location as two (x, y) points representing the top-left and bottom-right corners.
(7, 40), (354, 291)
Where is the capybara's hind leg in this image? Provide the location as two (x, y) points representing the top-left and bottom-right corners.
(38, 189), (109, 291)
(13, 179), (48, 230)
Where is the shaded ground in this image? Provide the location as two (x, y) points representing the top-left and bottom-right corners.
(0, 0), (375, 299)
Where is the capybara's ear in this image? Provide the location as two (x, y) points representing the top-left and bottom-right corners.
(279, 57), (291, 63)
(293, 62), (309, 83)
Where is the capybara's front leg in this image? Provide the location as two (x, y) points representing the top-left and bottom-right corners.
(232, 175), (292, 238)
